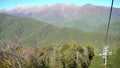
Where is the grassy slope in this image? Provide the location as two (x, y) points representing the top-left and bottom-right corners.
(89, 56), (105, 68)
(90, 46), (120, 68)
(104, 46), (120, 68)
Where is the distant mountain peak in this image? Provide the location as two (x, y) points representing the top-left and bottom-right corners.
(82, 4), (94, 7)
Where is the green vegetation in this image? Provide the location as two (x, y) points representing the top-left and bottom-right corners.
(0, 13), (105, 47)
(0, 13), (119, 50)
(89, 56), (105, 68)
(90, 46), (120, 68)
(0, 13), (120, 68)
(107, 46), (120, 68)
(0, 39), (94, 68)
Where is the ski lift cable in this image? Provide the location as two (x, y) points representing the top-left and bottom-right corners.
(103, 0), (114, 68)
(105, 0), (114, 45)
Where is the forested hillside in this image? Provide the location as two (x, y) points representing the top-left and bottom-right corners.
(0, 13), (106, 47)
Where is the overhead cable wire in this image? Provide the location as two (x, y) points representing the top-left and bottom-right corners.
(105, 0), (114, 45)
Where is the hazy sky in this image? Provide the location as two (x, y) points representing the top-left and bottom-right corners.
(0, 0), (120, 10)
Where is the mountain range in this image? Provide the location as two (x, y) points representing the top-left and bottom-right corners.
(0, 4), (120, 48)
(0, 13), (106, 46)
(1, 4), (120, 31)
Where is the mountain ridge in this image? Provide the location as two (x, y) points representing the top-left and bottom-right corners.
(1, 4), (120, 31)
